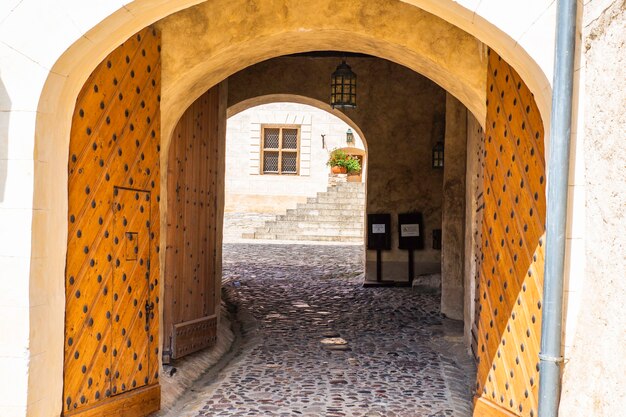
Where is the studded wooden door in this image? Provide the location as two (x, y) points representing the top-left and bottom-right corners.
(63, 27), (161, 417)
(111, 188), (152, 395)
(473, 50), (546, 417)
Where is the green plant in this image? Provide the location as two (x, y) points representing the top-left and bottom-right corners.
(327, 149), (348, 168)
(327, 149), (361, 173)
(343, 157), (361, 174)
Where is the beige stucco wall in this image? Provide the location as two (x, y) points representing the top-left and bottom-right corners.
(0, 1), (559, 416)
(559, 1), (626, 416)
(225, 102), (365, 214)
(155, 0), (489, 148)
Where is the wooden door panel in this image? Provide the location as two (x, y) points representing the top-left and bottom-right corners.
(63, 26), (161, 416)
(111, 188), (152, 395)
(163, 86), (223, 360)
(473, 50), (546, 417)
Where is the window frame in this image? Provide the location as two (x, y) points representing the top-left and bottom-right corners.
(260, 124), (301, 175)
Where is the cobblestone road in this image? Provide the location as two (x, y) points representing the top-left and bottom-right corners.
(169, 243), (474, 417)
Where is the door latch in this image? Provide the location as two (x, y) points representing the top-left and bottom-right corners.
(145, 301), (155, 328)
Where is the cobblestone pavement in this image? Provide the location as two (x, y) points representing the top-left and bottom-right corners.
(169, 243), (475, 417)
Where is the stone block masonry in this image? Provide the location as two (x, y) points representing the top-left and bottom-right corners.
(248, 181), (365, 243)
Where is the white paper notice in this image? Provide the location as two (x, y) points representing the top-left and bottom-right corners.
(372, 224), (386, 234)
(400, 224), (420, 237)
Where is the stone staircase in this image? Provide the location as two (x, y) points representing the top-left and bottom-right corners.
(244, 181), (365, 242)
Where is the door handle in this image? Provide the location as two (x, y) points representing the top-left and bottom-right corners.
(145, 301), (154, 328)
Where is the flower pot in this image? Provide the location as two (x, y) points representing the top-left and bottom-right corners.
(347, 172), (362, 182)
(331, 166), (347, 174)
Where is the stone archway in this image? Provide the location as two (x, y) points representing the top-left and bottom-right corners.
(30, 1), (551, 416)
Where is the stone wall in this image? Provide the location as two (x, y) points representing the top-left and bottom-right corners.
(227, 56), (449, 281)
(559, 1), (626, 416)
(463, 114), (485, 348)
(441, 94), (467, 320)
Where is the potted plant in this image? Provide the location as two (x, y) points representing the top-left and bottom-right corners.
(343, 157), (361, 175)
(327, 149), (349, 174)
(344, 156), (362, 182)
(327, 149), (362, 175)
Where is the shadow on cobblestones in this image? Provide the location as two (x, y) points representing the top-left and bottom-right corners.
(165, 243), (475, 417)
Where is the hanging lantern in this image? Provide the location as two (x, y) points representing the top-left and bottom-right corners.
(346, 128), (354, 144)
(331, 60), (356, 109)
(432, 141), (444, 169)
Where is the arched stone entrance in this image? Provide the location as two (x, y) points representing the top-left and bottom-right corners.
(31, 1), (550, 416)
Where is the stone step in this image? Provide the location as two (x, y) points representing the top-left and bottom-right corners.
(319, 188), (364, 196)
(260, 227), (363, 237)
(296, 202), (365, 211)
(272, 234), (363, 243)
(318, 185), (364, 192)
(252, 232), (278, 240)
(258, 224), (364, 233)
(276, 210), (364, 224)
(333, 182), (364, 189)
(264, 216), (365, 223)
(251, 232), (362, 241)
(281, 208), (365, 215)
(310, 190), (365, 198)
(255, 221), (363, 231)
(247, 181), (365, 243)
(253, 233), (363, 242)
(308, 195), (364, 204)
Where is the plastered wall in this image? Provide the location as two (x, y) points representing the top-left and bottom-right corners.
(559, 1), (626, 416)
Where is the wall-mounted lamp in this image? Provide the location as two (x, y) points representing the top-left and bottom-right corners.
(331, 60), (357, 109)
(432, 141), (444, 169)
(346, 129), (354, 145)
(321, 134), (326, 149)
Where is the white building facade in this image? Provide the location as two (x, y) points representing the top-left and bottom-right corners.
(225, 102), (365, 214)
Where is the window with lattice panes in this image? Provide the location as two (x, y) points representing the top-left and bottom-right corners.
(261, 125), (300, 175)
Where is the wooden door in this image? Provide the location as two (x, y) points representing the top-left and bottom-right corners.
(473, 50), (546, 417)
(111, 188), (152, 395)
(163, 84), (225, 361)
(63, 26), (161, 417)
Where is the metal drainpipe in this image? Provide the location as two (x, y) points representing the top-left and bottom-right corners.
(539, 0), (578, 416)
